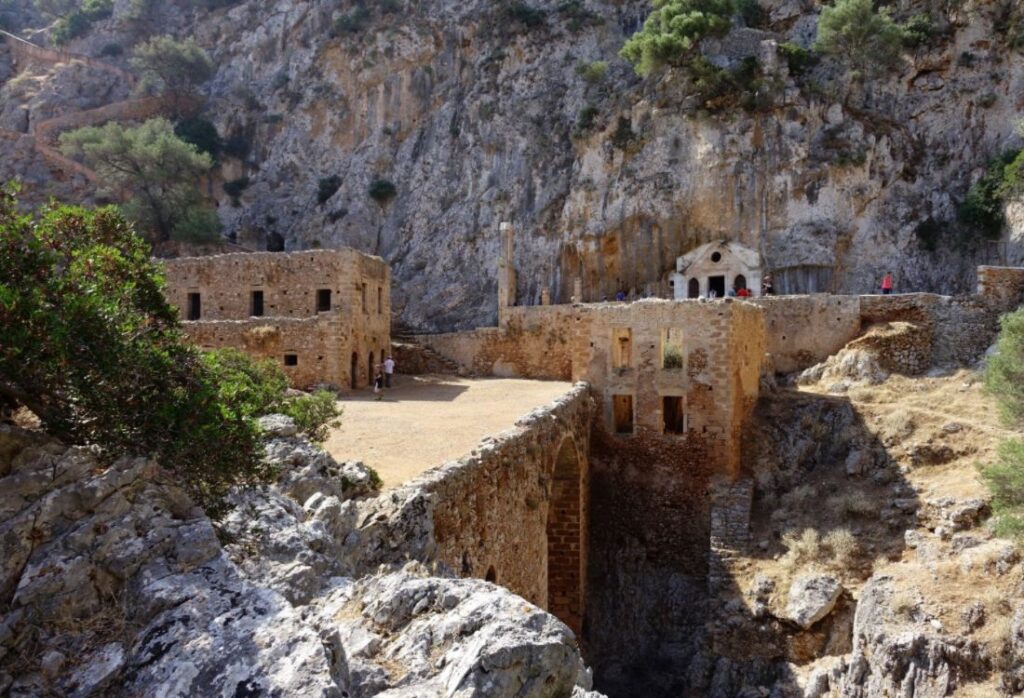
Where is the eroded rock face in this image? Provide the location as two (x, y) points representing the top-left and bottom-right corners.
(0, 424), (600, 697)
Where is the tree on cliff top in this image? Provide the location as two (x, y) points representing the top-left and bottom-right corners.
(620, 0), (733, 76)
(814, 0), (908, 74)
(131, 35), (214, 106)
(59, 118), (220, 243)
(0, 184), (269, 513)
(983, 307), (1024, 537)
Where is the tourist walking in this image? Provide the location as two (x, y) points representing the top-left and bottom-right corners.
(881, 272), (894, 295)
(373, 370), (384, 400)
(761, 273), (774, 296)
(383, 355), (396, 388)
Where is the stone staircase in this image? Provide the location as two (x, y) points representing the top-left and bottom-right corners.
(390, 337), (462, 376)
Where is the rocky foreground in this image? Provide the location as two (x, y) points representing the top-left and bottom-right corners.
(0, 418), (600, 697)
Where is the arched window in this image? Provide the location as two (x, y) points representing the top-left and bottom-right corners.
(688, 278), (700, 298)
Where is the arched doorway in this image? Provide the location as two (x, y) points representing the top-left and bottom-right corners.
(734, 274), (747, 292)
(350, 352), (359, 390)
(485, 566), (497, 583)
(546, 437), (583, 635)
(368, 351), (375, 386)
(688, 278), (700, 298)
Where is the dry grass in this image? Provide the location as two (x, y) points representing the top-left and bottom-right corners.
(826, 490), (877, 518)
(823, 528), (860, 567)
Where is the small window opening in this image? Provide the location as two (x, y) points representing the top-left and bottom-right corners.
(711, 251), (723, 263)
(187, 293), (201, 320)
(361, 283), (368, 313)
(612, 328), (632, 369)
(377, 286), (383, 314)
(663, 396), (685, 435)
(317, 289), (332, 312)
(663, 328), (684, 369)
(612, 395), (634, 434)
(251, 290), (264, 317)
(284, 354), (298, 367)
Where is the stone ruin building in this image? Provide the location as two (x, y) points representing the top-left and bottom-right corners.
(162, 248), (390, 391)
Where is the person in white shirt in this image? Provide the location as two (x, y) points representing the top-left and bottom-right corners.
(383, 356), (396, 388)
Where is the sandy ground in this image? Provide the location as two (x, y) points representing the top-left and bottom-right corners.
(324, 375), (573, 489)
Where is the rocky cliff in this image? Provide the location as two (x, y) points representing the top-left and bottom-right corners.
(1, 0), (1023, 330)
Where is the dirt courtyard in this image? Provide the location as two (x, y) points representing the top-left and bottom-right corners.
(324, 375), (573, 489)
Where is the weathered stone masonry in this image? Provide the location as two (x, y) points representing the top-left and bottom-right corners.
(163, 249), (390, 390)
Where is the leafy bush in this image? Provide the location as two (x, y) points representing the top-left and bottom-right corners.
(663, 344), (683, 368)
(958, 149), (1023, 241)
(576, 60), (608, 84)
(507, 2), (546, 28)
(0, 187), (277, 515)
(368, 178), (397, 203)
(575, 104), (599, 134)
(282, 390), (342, 443)
(983, 439), (1024, 538)
(814, 0), (908, 74)
(223, 176), (250, 205)
(734, 0), (765, 28)
(317, 175), (342, 205)
(99, 42), (124, 57)
(334, 7), (371, 35)
(610, 116), (636, 149)
(900, 13), (936, 49)
(131, 35), (214, 99)
(174, 117), (222, 158)
(986, 307), (1024, 424)
(777, 42), (815, 76)
(620, 0), (733, 76)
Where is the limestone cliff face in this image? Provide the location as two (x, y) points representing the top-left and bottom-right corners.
(2, 0), (1024, 330)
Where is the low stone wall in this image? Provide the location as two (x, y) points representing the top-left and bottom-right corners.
(978, 265), (1024, 314)
(0, 30), (136, 85)
(752, 295), (863, 374)
(350, 384), (593, 633)
(419, 306), (575, 380)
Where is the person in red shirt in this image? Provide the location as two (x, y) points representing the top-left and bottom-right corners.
(881, 272), (894, 295)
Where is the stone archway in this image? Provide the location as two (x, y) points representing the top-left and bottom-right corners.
(546, 436), (584, 635)
(350, 352), (359, 390)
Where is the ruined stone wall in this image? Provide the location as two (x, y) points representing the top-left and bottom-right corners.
(163, 249), (391, 389)
(183, 317), (346, 390)
(419, 305), (575, 380)
(753, 295), (863, 374)
(978, 265), (1024, 314)
(350, 384), (593, 634)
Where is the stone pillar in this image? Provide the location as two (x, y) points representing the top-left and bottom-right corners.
(541, 288), (551, 306)
(573, 278), (583, 304)
(498, 222), (516, 328)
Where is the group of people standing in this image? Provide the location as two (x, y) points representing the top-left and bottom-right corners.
(372, 355), (396, 400)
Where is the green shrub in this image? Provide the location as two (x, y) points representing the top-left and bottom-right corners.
(734, 0), (765, 28)
(777, 41), (815, 76)
(223, 176), (250, 205)
(52, 12), (91, 45)
(317, 175), (342, 205)
(368, 178), (397, 203)
(610, 116), (636, 149)
(986, 307), (1024, 424)
(620, 0), (733, 76)
(334, 7), (371, 34)
(558, 0), (603, 31)
(663, 344), (683, 369)
(283, 389), (342, 443)
(0, 187), (279, 516)
(99, 42), (124, 57)
(982, 439), (1024, 538)
(958, 149), (1023, 241)
(174, 117), (222, 158)
(507, 2), (546, 28)
(814, 0), (908, 74)
(576, 60), (608, 84)
(575, 104), (599, 133)
(900, 13), (935, 49)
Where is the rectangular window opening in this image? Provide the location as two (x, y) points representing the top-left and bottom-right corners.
(612, 328), (632, 369)
(317, 289), (332, 312)
(251, 290), (264, 317)
(612, 394), (634, 434)
(284, 354), (299, 367)
(663, 396), (685, 435)
(377, 286), (383, 314)
(361, 283), (368, 313)
(662, 328), (684, 369)
(187, 293), (201, 321)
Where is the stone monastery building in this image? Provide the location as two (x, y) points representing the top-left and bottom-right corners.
(162, 249), (390, 391)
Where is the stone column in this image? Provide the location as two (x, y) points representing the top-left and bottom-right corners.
(573, 278), (583, 304)
(541, 288), (551, 306)
(498, 222), (516, 328)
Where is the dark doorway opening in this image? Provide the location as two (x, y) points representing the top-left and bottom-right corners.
(734, 274), (747, 292)
(485, 566), (497, 583)
(709, 276), (726, 298)
(663, 396), (685, 434)
(612, 395), (634, 434)
(250, 290), (264, 317)
(368, 352), (375, 385)
(187, 293), (201, 320)
(317, 289), (332, 312)
(687, 278), (700, 299)
(351, 352), (359, 390)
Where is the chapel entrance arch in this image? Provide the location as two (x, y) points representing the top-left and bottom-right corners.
(546, 436), (584, 635)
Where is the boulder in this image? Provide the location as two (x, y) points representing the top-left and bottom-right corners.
(785, 574), (842, 629)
